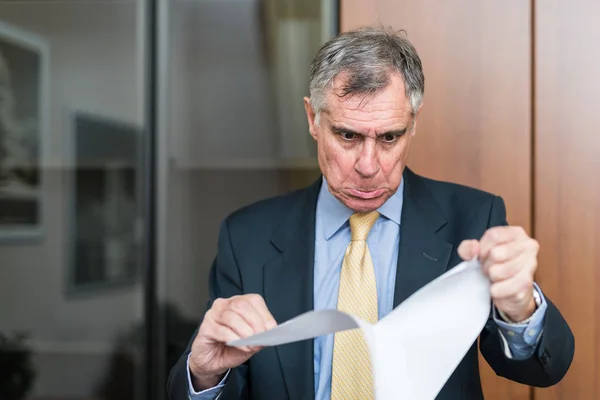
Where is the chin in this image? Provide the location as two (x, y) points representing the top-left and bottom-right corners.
(342, 196), (387, 213)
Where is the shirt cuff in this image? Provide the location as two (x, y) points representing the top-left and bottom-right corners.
(492, 282), (547, 359)
(187, 353), (229, 400)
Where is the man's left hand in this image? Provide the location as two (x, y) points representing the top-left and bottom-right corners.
(458, 226), (539, 322)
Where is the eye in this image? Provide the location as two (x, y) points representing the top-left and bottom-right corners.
(341, 132), (357, 140)
(381, 134), (397, 143)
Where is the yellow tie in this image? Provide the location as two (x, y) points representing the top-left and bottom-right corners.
(331, 211), (380, 400)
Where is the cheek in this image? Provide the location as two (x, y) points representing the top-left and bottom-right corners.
(380, 141), (411, 176)
(319, 138), (353, 176)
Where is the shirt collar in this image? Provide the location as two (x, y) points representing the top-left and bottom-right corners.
(317, 176), (404, 240)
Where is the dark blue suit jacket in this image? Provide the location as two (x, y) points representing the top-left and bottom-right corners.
(167, 167), (574, 399)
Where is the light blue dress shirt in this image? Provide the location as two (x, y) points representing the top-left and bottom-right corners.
(313, 178), (404, 399)
(188, 178), (548, 399)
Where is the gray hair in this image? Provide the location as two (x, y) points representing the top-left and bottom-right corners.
(308, 26), (425, 124)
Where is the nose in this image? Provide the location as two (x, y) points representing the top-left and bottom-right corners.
(354, 140), (380, 178)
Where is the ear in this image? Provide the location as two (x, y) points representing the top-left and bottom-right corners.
(304, 97), (318, 140)
(411, 102), (424, 136)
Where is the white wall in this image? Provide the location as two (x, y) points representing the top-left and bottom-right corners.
(0, 2), (145, 398)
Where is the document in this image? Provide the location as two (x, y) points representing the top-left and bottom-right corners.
(229, 259), (491, 400)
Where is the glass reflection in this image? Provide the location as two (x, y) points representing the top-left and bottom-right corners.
(0, 0), (338, 398)
(160, 0), (337, 395)
(0, 2), (146, 399)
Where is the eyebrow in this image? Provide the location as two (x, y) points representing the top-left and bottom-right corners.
(330, 125), (408, 138)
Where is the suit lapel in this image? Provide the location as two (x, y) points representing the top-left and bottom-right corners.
(263, 179), (321, 400)
(394, 168), (454, 307)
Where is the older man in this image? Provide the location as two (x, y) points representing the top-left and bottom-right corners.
(167, 26), (574, 400)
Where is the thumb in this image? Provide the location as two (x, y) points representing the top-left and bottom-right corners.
(457, 239), (480, 261)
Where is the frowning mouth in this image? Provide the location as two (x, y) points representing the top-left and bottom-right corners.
(347, 188), (386, 200)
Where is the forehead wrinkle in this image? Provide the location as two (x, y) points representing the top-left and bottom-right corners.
(331, 106), (411, 129)
(329, 92), (406, 112)
(337, 108), (408, 120)
(327, 93), (411, 121)
(331, 115), (403, 125)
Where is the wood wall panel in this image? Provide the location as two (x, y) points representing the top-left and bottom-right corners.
(340, 1), (532, 399)
(535, 0), (600, 398)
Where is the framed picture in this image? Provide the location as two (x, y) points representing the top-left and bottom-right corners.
(67, 111), (142, 293)
(0, 22), (49, 241)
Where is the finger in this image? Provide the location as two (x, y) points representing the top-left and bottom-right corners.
(209, 322), (258, 353)
(204, 297), (233, 326)
(481, 240), (530, 270)
(216, 309), (255, 340)
(229, 297), (269, 333)
(245, 294), (278, 330)
(486, 253), (532, 282)
(490, 269), (533, 300)
(210, 296), (269, 332)
(479, 226), (527, 259)
(204, 320), (241, 343)
(210, 297), (228, 314)
(457, 240), (480, 261)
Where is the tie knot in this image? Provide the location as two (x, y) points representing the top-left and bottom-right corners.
(349, 211), (380, 241)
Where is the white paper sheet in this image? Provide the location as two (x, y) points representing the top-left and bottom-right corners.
(229, 259), (491, 400)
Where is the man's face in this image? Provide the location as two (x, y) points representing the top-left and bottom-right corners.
(304, 72), (421, 213)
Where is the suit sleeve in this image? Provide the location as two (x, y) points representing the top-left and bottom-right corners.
(167, 219), (250, 400)
(478, 196), (575, 387)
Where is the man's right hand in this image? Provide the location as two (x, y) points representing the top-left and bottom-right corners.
(188, 294), (277, 390)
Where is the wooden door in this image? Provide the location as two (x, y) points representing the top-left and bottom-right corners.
(534, 0), (600, 398)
